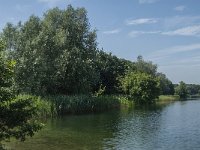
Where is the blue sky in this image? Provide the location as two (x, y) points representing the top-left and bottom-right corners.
(0, 0), (200, 84)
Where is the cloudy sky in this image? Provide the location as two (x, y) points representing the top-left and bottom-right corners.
(0, 0), (200, 84)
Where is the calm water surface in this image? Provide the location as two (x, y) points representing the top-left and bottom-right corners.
(5, 99), (200, 150)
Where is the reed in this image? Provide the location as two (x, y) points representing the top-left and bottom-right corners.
(45, 95), (122, 115)
(158, 95), (180, 101)
(15, 94), (133, 116)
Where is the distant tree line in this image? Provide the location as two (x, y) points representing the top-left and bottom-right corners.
(174, 82), (200, 98)
(185, 84), (200, 95)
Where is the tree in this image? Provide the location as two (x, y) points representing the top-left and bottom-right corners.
(0, 40), (42, 147)
(134, 56), (174, 95)
(120, 72), (160, 104)
(157, 72), (175, 95)
(134, 55), (157, 76)
(96, 50), (134, 94)
(175, 81), (188, 98)
(2, 5), (99, 95)
(186, 84), (200, 95)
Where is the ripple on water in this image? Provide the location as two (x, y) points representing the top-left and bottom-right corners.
(5, 100), (200, 150)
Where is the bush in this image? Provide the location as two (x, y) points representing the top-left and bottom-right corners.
(120, 72), (160, 104)
(16, 94), (53, 117)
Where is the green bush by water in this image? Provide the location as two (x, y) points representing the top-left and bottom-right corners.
(16, 94), (53, 117)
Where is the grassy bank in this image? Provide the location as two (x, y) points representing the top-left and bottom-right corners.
(16, 94), (133, 117)
(158, 95), (180, 101)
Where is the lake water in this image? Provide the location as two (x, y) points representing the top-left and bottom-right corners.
(5, 99), (200, 150)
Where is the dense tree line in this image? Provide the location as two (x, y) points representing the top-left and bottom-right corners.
(174, 82), (200, 98)
(1, 5), (174, 97)
(1, 6), (133, 96)
(186, 84), (200, 95)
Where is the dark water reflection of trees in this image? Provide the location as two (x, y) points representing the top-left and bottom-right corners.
(6, 100), (200, 150)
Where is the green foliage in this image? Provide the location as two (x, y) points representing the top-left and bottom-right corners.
(134, 56), (174, 95)
(96, 50), (134, 94)
(117, 95), (134, 107)
(3, 5), (175, 98)
(16, 94), (52, 117)
(2, 5), (135, 95)
(1, 5), (176, 115)
(157, 73), (175, 95)
(175, 81), (188, 98)
(120, 72), (160, 104)
(2, 5), (99, 95)
(134, 55), (157, 76)
(186, 84), (200, 95)
(0, 40), (43, 145)
(94, 84), (106, 97)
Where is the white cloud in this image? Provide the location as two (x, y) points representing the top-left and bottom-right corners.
(156, 54), (200, 69)
(163, 16), (200, 29)
(174, 5), (186, 12)
(139, 0), (159, 4)
(128, 25), (200, 37)
(126, 18), (158, 25)
(129, 30), (160, 37)
(38, 0), (61, 2)
(103, 29), (121, 35)
(147, 43), (200, 61)
(162, 25), (200, 36)
(37, 0), (70, 7)
(171, 55), (200, 65)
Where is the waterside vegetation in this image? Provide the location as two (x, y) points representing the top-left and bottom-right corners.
(0, 5), (198, 148)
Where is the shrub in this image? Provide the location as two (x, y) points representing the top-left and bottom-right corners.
(120, 72), (160, 104)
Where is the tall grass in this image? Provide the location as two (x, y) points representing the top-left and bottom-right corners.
(17, 94), (181, 117)
(45, 95), (121, 115)
(16, 94), (133, 116)
(158, 95), (180, 101)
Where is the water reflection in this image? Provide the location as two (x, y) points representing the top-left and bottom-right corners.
(104, 104), (165, 149)
(6, 100), (200, 150)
